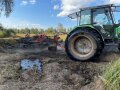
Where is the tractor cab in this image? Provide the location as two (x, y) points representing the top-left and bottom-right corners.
(68, 4), (120, 40)
(65, 4), (120, 61)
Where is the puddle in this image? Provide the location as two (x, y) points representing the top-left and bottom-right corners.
(20, 59), (42, 74)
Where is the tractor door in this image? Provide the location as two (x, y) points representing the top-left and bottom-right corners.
(92, 8), (114, 40)
(80, 10), (91, 25)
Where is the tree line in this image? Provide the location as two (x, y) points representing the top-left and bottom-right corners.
(0, 23), (73, 38)
(14, 23), (72, 34)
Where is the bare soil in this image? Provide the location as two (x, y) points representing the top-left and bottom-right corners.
(0, 45), (120, 90)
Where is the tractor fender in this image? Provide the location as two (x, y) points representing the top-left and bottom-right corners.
(68, 26), (104, 42)
(67, 26), (105, 46)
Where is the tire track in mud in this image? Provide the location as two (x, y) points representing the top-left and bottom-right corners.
(0, 45), (119, 90)
(39, 45), (120, 89)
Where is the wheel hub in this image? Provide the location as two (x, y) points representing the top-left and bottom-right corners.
(75, 37), (92, 55)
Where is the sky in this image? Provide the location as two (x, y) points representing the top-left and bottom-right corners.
(0, 0), (120, 29)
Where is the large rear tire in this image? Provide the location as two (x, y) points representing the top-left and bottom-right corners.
(65, 28), (104, 61)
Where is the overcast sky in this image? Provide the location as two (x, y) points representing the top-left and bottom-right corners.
(0, 0), (120, 29)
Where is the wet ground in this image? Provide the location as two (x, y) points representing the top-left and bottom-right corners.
(0, 45), (120, 90)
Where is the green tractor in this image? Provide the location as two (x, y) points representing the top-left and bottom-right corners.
(65, 4), (120, 61)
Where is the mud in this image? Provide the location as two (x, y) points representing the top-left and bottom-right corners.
(0, 45), (120, 90)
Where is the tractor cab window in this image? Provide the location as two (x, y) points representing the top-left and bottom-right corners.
(113, 12), (120, 24)
(112, 6), (120, 24)
(80, 10), (91, 25)
(93, 8), (112, 25)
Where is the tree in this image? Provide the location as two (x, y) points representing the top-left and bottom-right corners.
(57, 23), (66, 33)
(39, 29), (44, 34)
(0, 0), (13, 17)
(30, 28), (39, 34)
(0, 24), (3, 30)
(45, 27), (55, 34)
(67, 27), (73, 33)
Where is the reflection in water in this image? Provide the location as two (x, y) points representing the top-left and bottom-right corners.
(20, 59), (42, 75)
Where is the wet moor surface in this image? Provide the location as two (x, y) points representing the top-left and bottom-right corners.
(0, 45), (120, 90)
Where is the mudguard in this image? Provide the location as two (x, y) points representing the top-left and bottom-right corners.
(68, 25), (105, 43)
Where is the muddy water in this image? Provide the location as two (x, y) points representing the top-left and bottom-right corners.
(20, 59), (42, 75)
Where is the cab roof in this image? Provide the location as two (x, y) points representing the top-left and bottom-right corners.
(68, 4), (120, 19)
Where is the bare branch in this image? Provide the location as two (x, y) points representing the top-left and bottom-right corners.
(0, 0), (13, 17)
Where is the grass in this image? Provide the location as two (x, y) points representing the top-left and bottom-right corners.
(102, 58), (120, 90)
(16, 34), (36, 38)
(59, 34), (67, 41)
(0, 31), (6, 38)
(0, 64), (20, 83)
(0, 38), (18, 47)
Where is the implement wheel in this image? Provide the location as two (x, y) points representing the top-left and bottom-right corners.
(65, 28), (104, 61)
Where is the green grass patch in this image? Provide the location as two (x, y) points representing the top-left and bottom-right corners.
(102, 58), (120, 90)
(0, 31), (6, 38)
(0, 39), (18, 47)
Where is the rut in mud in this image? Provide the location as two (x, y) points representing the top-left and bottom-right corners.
(0, 45), (119, 90)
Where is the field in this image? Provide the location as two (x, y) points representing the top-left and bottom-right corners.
(16, 34), (67, 41)
(0, 39), (119, 90)
(0, 33), (119, 90)
(16, 34), (36, 38)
